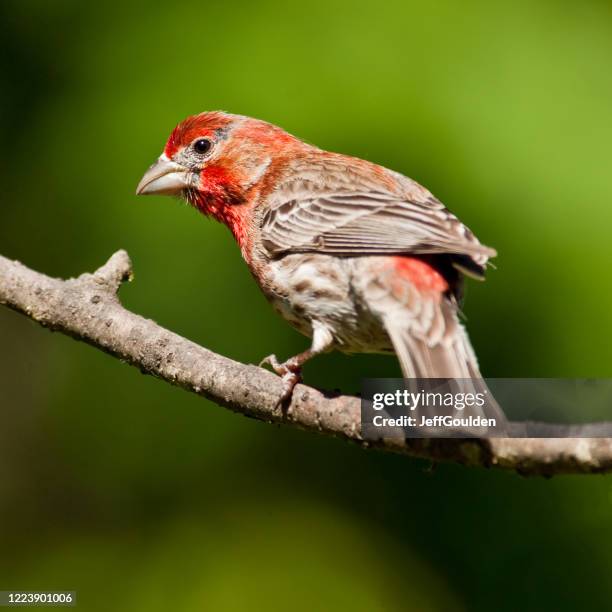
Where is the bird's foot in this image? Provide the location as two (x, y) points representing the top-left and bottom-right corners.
(259, 354), (302, 409)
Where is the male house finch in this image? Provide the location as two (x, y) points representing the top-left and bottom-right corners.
(136, 112), (497, 406)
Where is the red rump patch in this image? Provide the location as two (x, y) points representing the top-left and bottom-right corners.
(392, 257), (448, 293)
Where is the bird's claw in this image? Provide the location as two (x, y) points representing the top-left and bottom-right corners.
(259, 353), (282, 372)
(259, 354), (302, 409)
(276, 370), (301, 409)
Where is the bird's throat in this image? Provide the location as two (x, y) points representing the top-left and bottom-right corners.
(188, 184), (251, 255)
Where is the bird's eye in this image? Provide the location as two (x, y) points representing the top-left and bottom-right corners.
(193, 138), (212, 155)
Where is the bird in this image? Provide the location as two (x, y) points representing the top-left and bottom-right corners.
(136, 111), (498, 411)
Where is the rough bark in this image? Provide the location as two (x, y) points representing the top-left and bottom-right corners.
(1, 250), (611, 477)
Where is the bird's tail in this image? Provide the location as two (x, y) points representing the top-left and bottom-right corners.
(383, 299), (506, 427)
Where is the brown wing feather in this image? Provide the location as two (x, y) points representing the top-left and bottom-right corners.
(261, 186), (496, 275)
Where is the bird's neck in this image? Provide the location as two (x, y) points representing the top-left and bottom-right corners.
(188, 167), (254, 260)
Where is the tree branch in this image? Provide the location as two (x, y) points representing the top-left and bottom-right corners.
(1, 250), (611, 477)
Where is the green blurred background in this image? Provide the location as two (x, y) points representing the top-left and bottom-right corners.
(1, 0), (612, 610)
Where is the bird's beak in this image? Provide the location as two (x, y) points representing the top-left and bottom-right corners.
(136, 156), (190, 196)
